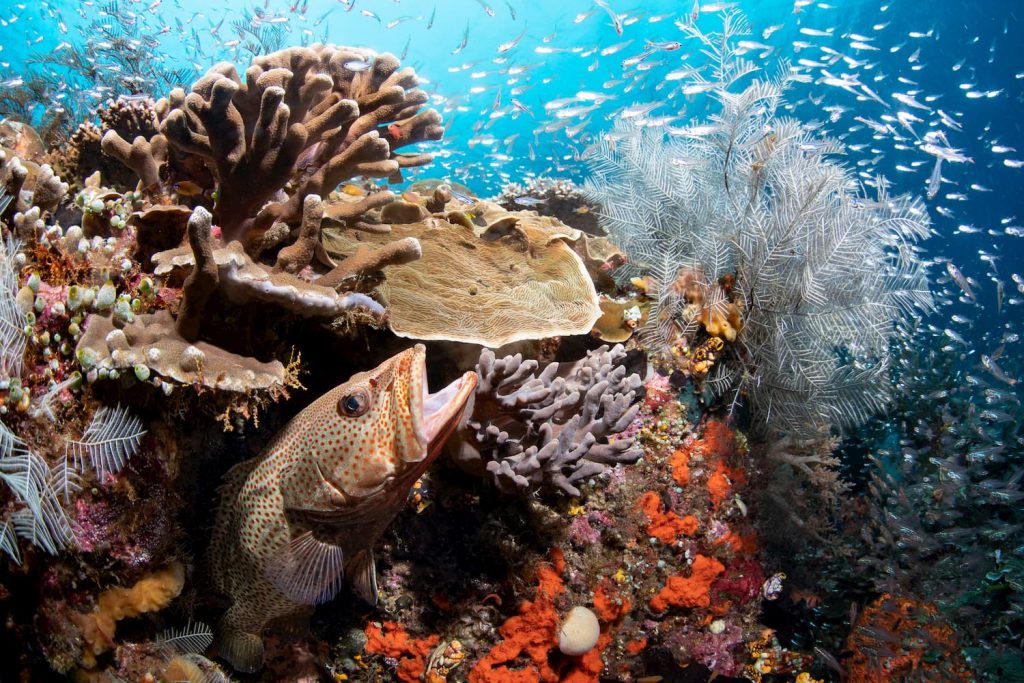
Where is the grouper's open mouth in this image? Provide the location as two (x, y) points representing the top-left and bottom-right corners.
(408, 344), (477, 466)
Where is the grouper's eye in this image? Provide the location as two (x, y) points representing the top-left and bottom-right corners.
(338, 388), (371, 417)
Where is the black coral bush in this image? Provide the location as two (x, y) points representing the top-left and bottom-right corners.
(584, 12), (932, 437)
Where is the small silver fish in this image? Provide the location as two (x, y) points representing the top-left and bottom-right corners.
(946, 261), (976, 301)
(982, 354), (1017, 386)
(926, 156), (942, 200)
(514, 196), (546, 207)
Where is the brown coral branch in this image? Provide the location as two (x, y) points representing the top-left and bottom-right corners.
(176, 207), (219, 342)
(274, 194), (325, 274)
(322, 190), (396, 225)
(317, 237), (421, 290)
(100, 131), (167, 189)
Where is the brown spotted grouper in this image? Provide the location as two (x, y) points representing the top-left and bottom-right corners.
(209, 345), (477, 672)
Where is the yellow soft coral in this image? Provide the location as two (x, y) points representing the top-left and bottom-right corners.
(73, 562), (185, 667)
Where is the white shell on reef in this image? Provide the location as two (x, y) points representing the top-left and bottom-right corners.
(180, 345), (206, 372)
(558, 606), (600, 656)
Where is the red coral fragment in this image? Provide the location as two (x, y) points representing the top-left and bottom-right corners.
(469, 554), (566, 683)
(470, 550), (625, 683)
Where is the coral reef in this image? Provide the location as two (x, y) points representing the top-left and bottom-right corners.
(0, 12), (966, 683)
(454, 344), (643, 496)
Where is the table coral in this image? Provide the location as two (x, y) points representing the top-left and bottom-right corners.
(322, 199), (603, 347)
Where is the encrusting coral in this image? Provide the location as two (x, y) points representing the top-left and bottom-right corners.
(76, 309), (289, 394)
(453, 344), (643, 496)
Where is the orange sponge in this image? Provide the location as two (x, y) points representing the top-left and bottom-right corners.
(650, 555), (725, 612)
(73, 562), (185, 667)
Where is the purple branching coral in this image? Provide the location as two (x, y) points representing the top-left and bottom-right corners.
(453, 344), (643, 497)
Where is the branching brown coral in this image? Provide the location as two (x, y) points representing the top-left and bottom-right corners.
(177, 207), (219, 342)
(273, 194), (327, 274)
(100, 130), (168, 190)
(48, 97), (165, 192)
(103, 45), (442, 254)
(453, 344), (643, 496)
(0, 146), (68, 233)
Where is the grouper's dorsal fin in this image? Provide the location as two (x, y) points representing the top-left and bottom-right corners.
(348, 548), (378, 606)
(264, 530), (345, 605)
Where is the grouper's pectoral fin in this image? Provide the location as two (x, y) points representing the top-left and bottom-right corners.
(264, 530), (345, 605)
(348, 548), (378, 606)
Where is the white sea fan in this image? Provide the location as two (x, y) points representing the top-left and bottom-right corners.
(584, 13), (932, 437)
(0, 234), (26, 379)
(66, 404), (147, 480)
(157, 619), (215, 655)
(0, 420), (76, 562)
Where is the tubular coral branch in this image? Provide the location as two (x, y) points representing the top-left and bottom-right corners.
(176, 207), (218, 342)
(317, 237), (421, 290)
(274, 194), (325, 274)
(99, 131), (167, 189)
(144, 45), (442, 252)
